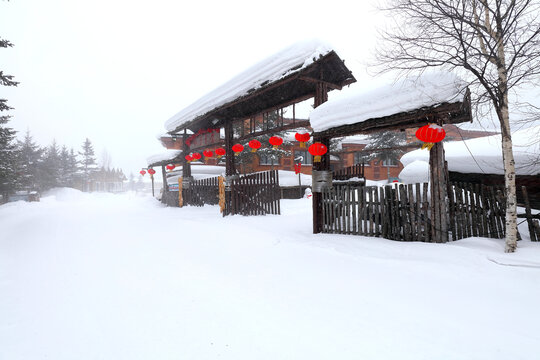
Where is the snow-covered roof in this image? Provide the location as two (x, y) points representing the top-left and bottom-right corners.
(400, 125), (540, 176)
(165, 40), (333, 132)
(146, 149), (183, 167)
(310, 72), (468, 133)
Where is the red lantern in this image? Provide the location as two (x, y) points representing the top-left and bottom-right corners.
(269, 136), (283, 149)
(203, 150), (213, 161)
(166, 164), (175, 171)
(215, 148), (226, 158)
(232, 144), (244, 155)
(415, 124), (446, 150)
(191, 152), (202, 161)
(248, 139), (261, 152)
(295, 132), (310, 147)
(185, 155), (193, 163)
(139, 170), (146, 176)
(148, 168), (156, 175)
(308, 142), (327, 163)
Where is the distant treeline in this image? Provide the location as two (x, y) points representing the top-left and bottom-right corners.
(0, 130), (126, 197)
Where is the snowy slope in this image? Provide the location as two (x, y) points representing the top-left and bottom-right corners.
(310, 72), (467, 132)
(1, 189), (539, 360)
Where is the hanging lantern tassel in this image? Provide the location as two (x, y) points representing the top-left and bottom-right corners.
(295, 133), (310, 148)
(308, 142), (328, 163)
(269, 136), (283, 150)
(249, 139), (261, 153)
(232, 144), (244, 156)
(415, 124), (446, 151)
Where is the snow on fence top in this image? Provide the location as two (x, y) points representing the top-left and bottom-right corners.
(146, 149), (183, 167)
(164, 40), (333, 132)
(400, 124), (540, 176)
(310, 72), (468, 133)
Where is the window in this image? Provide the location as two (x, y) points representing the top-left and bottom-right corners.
(294, 150), (312, 165)
(259, 153), (277, 166)
(353, 152), (370, 166)
(382, 158), (399, 167)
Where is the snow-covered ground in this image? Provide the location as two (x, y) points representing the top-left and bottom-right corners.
(1, 188), (540, 360)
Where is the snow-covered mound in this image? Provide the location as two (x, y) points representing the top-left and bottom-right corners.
(310, 71), (467, 132)
(399, 160), (430, 184)
(165, 40), (333, 132)
(42, 187), (86, 202)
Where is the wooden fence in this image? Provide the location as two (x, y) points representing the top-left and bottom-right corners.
(333, 163), (365, 181)
(228, 170), (280, 216)
(321, 182), (506, 242)
(448, 182), (505, 240)
(183, 176), (220, 207)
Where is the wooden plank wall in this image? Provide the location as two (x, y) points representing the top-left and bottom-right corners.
(321, 182), (506, 242)
(230, 170), (280, 216)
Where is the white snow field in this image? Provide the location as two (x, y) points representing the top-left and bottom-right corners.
(1, 188), (540, 360)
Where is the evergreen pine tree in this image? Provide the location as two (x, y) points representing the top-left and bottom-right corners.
(0, 36), (19, 200)
(79, 138), (97, 191)
(40, 140), (61, 190)
(364, 130), (407, 179)
(16, 130), (44, 190)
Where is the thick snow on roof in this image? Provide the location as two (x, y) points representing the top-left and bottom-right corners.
(146, 149), (183, 166)
(310, 72), (467, 132)
(400, 125), (540, 176)
(165, 40), (333, 132)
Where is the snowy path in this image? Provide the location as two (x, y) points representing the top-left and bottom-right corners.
(1, 189), (540, 360)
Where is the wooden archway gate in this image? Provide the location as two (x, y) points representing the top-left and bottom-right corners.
(311, 89), (473, 243)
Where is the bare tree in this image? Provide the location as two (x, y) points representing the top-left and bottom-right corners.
(375, 0), (540, 252)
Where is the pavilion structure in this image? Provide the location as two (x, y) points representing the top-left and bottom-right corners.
(163, 40), (355, 213)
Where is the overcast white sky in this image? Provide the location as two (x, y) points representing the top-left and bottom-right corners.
(1, 0), (391, 174)
(2, 0), (538, 175)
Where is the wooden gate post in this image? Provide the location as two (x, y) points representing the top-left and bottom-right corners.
(429, 140), (449, 242)
(223, 119), (237, 215)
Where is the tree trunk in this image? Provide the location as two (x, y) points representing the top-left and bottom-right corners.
(496, 33), (518, 253)
(500, 110), (518, 252)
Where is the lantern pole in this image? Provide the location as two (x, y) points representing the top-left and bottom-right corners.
(161, 165), (168, 194)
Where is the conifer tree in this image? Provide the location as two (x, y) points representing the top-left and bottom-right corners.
(16, 130), (43, 190)
(79, 138), (97, 191)
(40, 140), (61, 190)
(0, 35), (19, 199)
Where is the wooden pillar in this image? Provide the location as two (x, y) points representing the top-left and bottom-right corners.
(429, 140), (449, 242)
(312, 80), (330, 234)
(182, 129), (191, 178)
(161, 165), (168, 193)
(224, 120), (236, 176)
